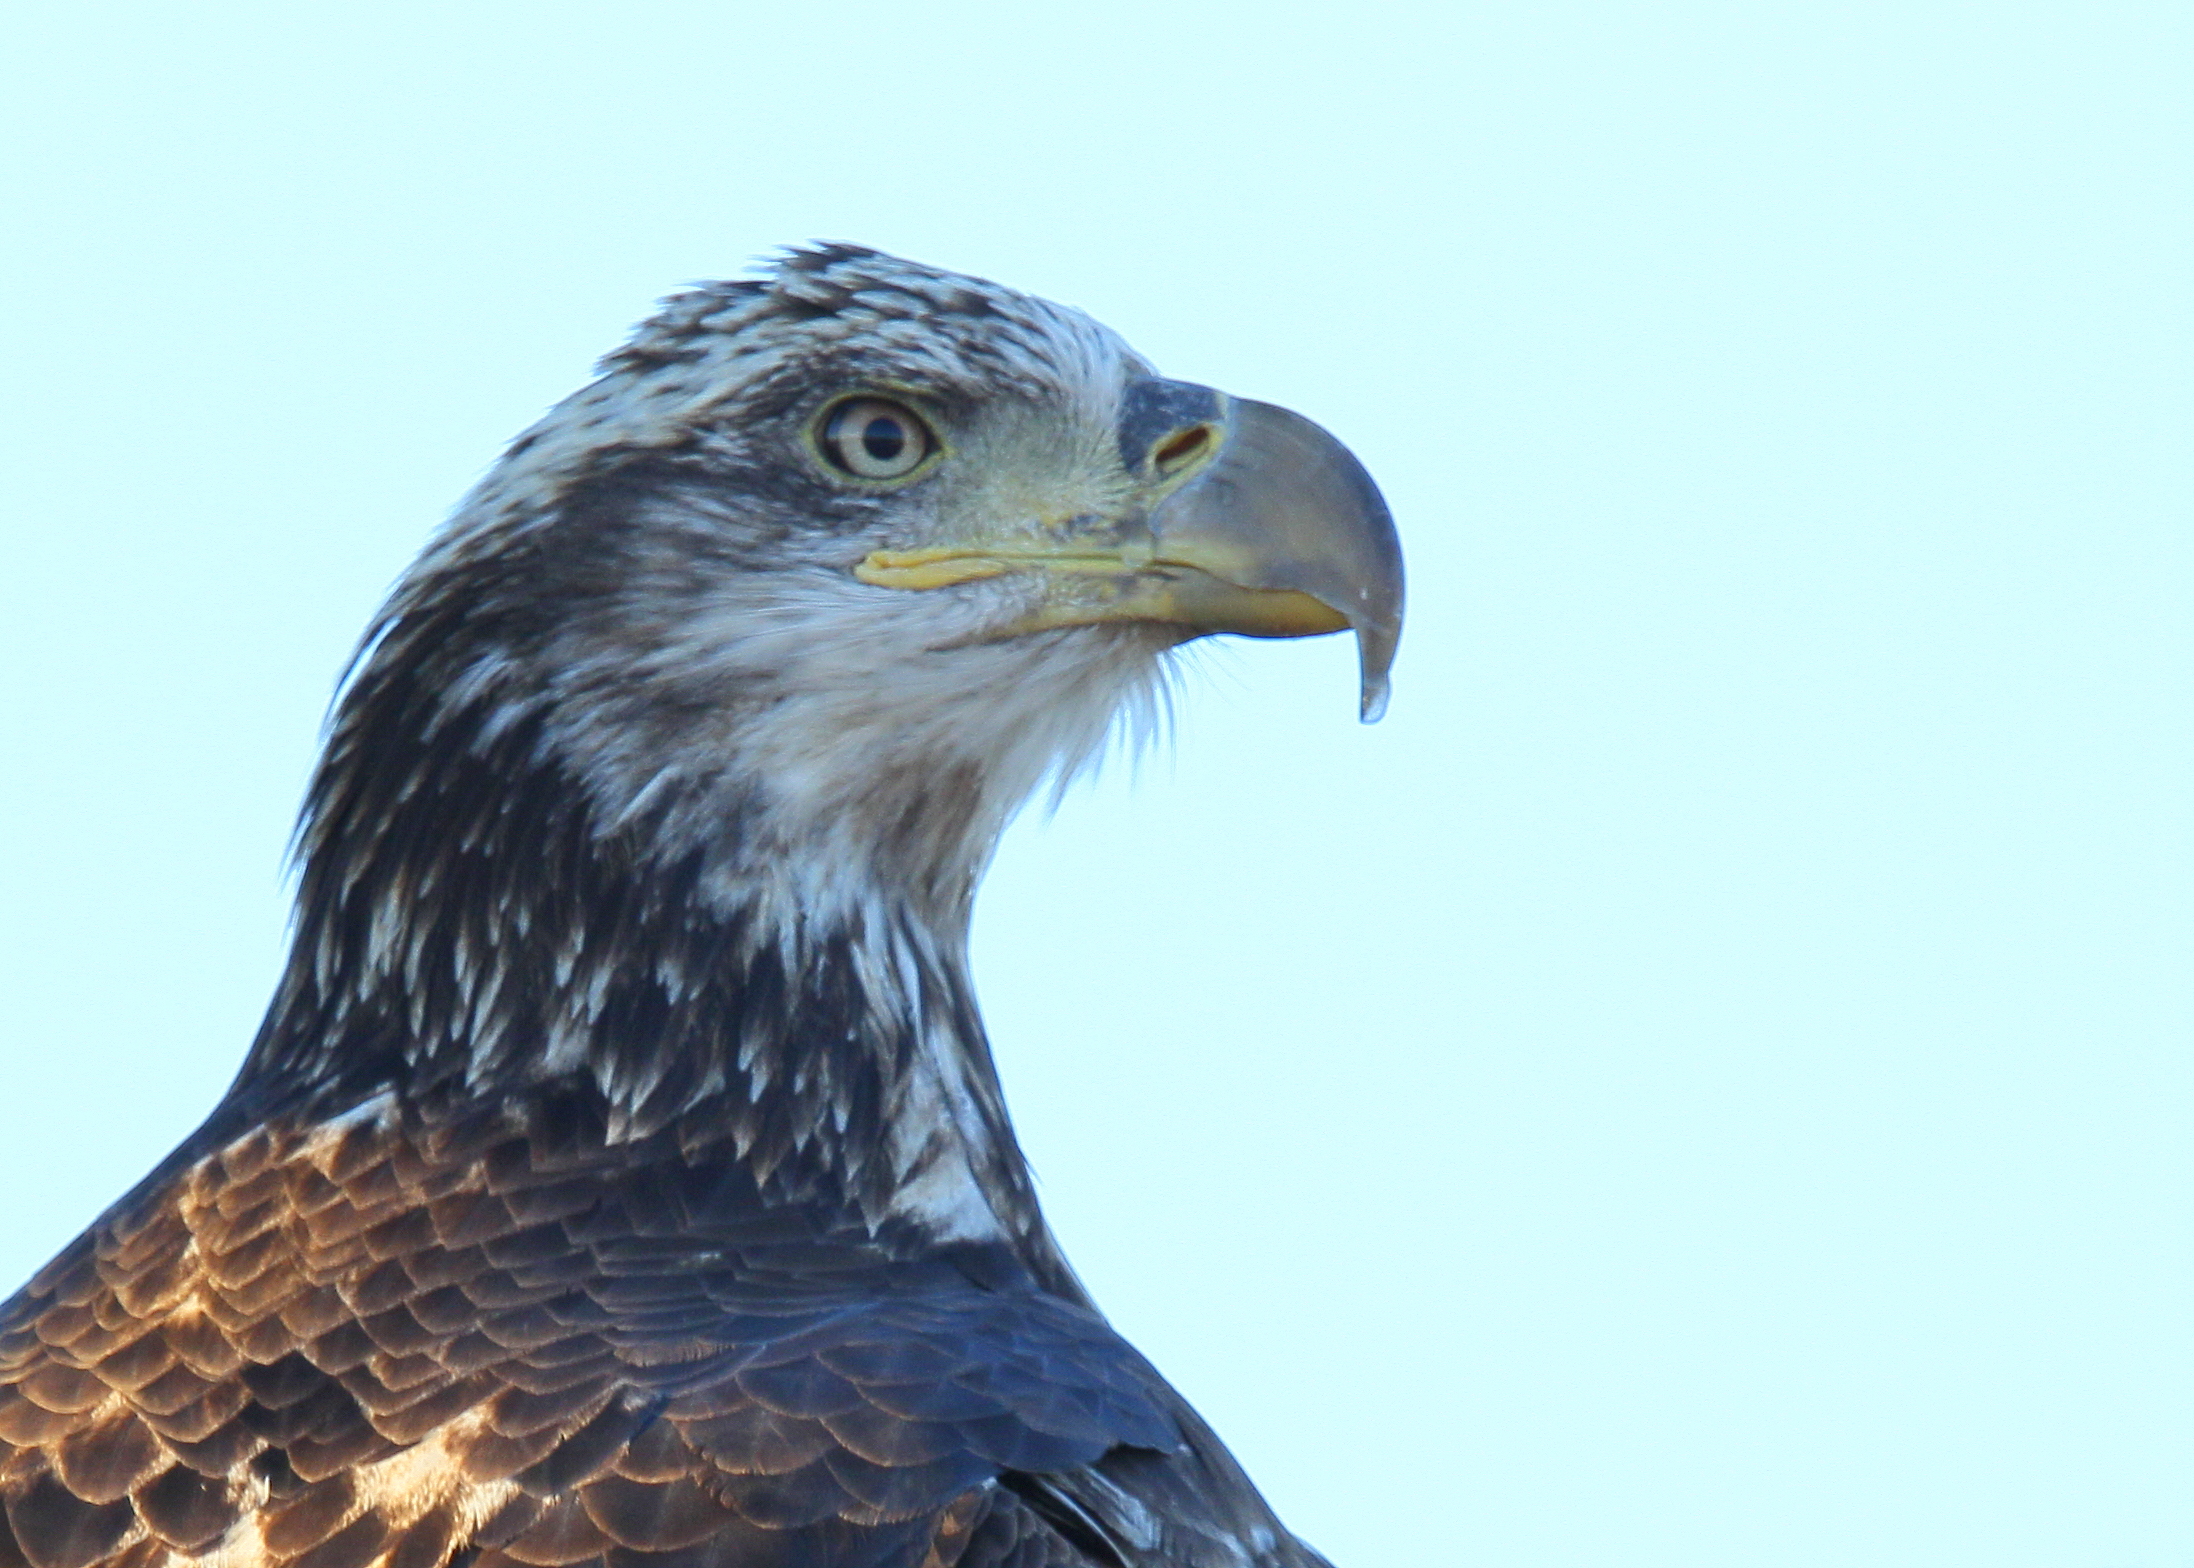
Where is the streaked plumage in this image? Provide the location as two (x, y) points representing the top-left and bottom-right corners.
(0, 247), (1401, 1568)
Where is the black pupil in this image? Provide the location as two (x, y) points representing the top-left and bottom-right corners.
(860, 416), (907, 463)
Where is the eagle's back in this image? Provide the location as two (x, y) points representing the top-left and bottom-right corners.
(0, 1094), (1303, 1568)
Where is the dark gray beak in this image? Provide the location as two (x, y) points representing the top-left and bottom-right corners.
(1139, 389), (1406, 721)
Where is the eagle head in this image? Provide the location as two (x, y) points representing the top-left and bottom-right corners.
(251, 245), (1401, 1207)
(371, 245), (1397, 903)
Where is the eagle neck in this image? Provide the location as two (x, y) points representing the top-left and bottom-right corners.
(232, 613), (1047, 1256)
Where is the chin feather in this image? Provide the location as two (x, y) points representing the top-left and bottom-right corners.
(1038, 632), (1185, 815)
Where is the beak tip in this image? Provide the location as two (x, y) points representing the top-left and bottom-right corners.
(1354, 620), (1400, 723)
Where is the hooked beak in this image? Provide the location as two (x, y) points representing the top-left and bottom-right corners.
(856, 379), (1406, 721)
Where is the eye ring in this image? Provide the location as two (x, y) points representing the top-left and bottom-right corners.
(814, 396), (937, 483)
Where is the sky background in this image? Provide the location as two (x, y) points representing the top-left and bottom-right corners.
(2, 3), (2189, 1565)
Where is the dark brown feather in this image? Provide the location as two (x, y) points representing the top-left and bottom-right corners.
(259, 1473), (357, 1555)
(7, 1474), (135, 1568)
(289, 1512), (390, 1568)
(131, 1465), (231, 1550)
(52, 1419), (159, 1506)
(381, 1507), (461, 1568)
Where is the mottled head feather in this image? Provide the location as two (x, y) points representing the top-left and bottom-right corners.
(425, 244), (1145, 578)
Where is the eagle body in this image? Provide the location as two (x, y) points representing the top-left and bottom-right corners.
(0, 250), (1401, 1568)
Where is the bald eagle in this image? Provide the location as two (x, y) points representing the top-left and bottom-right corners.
(0, 248), (1402, 1568)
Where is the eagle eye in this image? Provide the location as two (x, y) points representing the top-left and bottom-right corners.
(816, 397), (936, 482)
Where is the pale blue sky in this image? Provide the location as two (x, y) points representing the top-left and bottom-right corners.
(3, 3), (2190, 1565)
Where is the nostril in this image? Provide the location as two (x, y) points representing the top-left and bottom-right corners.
(1151, 424), (1216, 475)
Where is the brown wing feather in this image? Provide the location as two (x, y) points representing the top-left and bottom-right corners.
(0, 1104), (1188, 1568)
